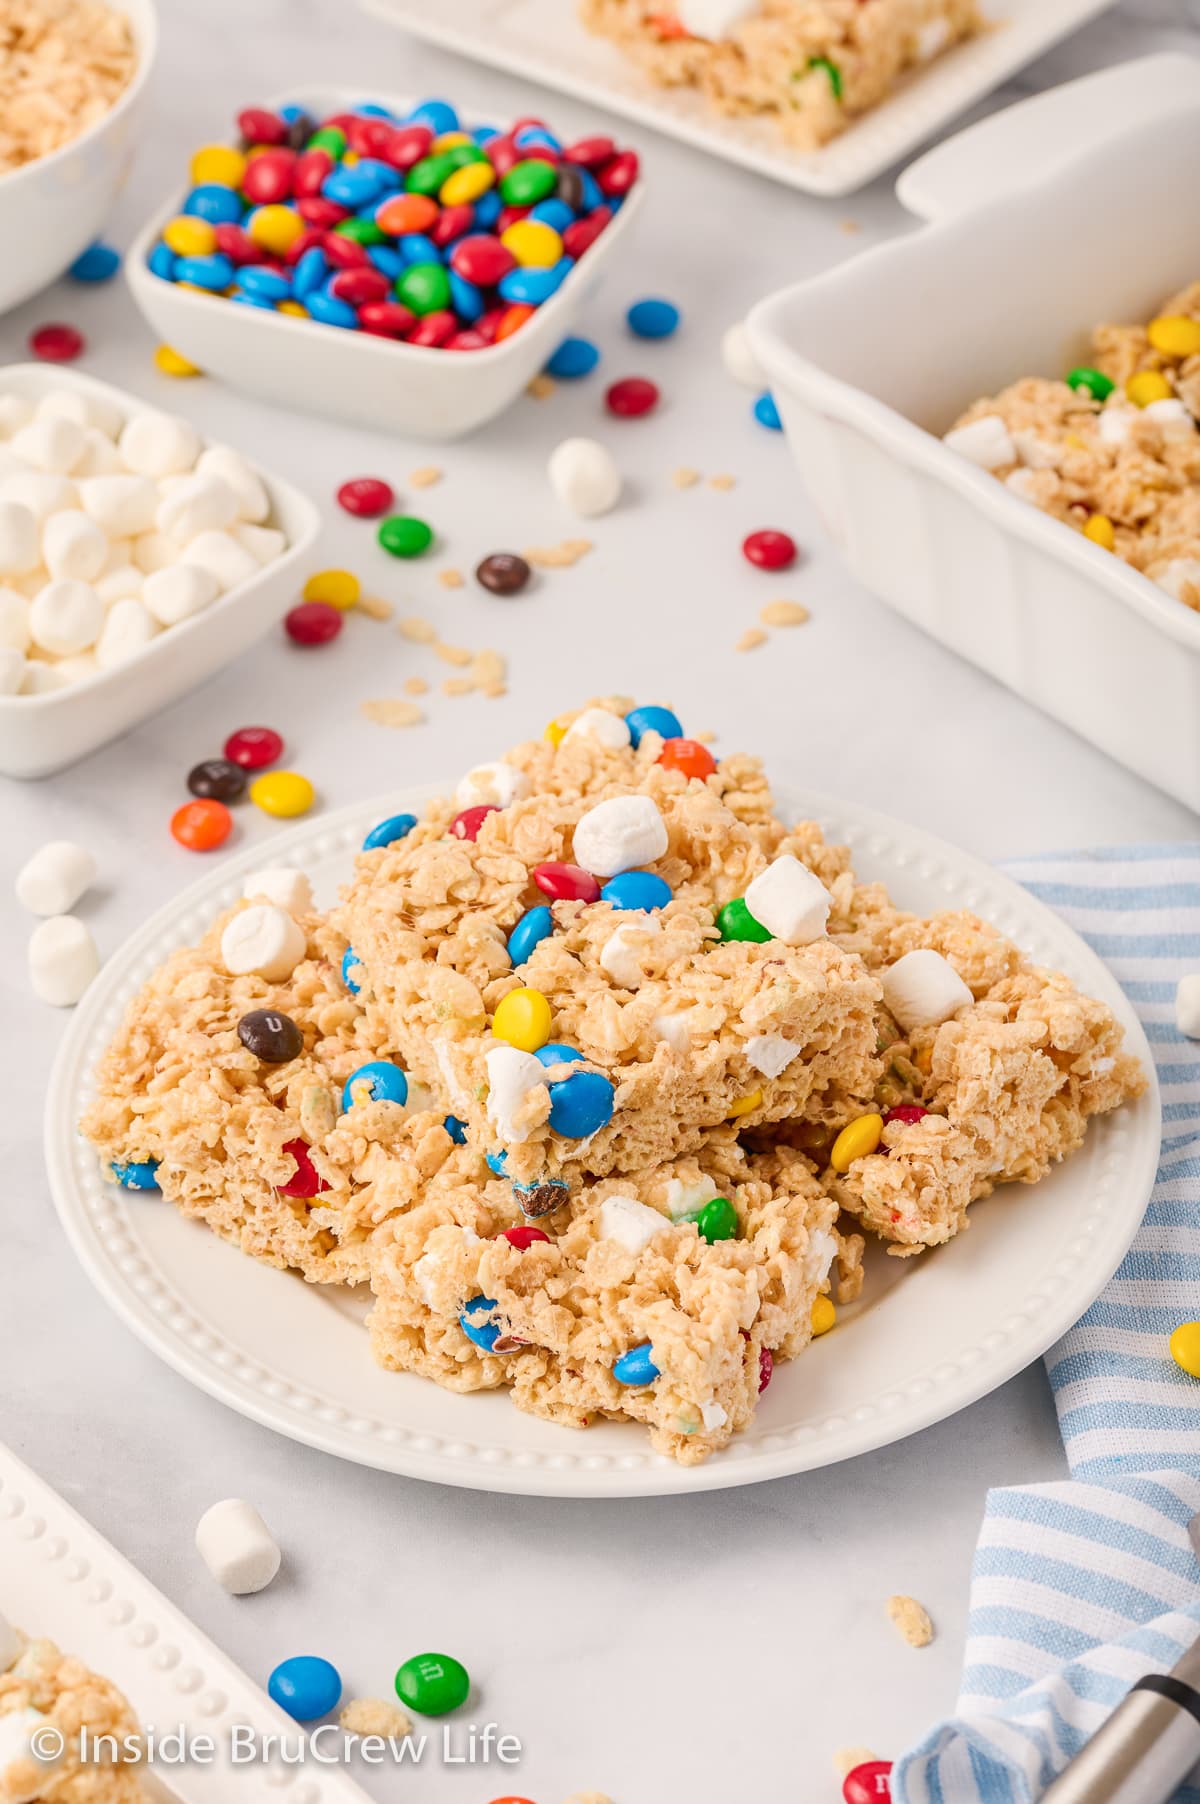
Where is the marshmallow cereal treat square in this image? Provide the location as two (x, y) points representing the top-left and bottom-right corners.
(0, 1625), (147, 1804)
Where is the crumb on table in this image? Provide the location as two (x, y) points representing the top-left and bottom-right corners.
(360, 698), (424, 728)
(760, 600), (810, 627)
(340, 1697), (412, 1739)
(887, 1593), (934, 1648)
(437, 567), (464, 589)
(833, 1746), (878, 1779)
(409, 466), (442, 488)
(736, 627), (767, 652)
(399, 615), (437, 644)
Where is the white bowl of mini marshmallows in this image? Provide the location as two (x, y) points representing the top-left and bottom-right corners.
(0, 365), (320, 778)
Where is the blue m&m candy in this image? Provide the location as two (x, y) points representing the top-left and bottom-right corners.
(240, 265), (291, 302)
(306, 290), (358, 329)
(601, 872), (671, 912)
(182, 183), (243, 224)
(268, 1656), (342, 1722)
(534, 1042), (583, 1068)
(292, 246), (328, 299)
(546, 336), (599, 379)
(174, 252), (234, 290)
(342, 1060), (408, 1112)
(613, 1342), (660, 1386)
(407, 98), (459, 136)
(624, 703), (682, 747)
(70, 241), (120, 283)
(507, 905), (553, 967)
(443, 1114), (467, 1144)
(363, 812), (417, 850)
(627, 297), (679, 339)
(486, 1149), (509, 1176)
(459, 1295), (502, 1352)
(754, 391), (782, 431)
(111, 1159), (160, 1190)
(341, 948), (363, 995)
(547, 1068), (614, 1138)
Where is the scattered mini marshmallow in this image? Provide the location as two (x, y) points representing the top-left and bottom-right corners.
(745, 1033), (801, 1079)
(564, 706), (631, 750)
(0, 1705), (64, 1801)
(547, 437), (621, 517)
(142, 562), (220, 627)
(1010, 430), (1060, 471)
(600, 916), (661, 988)
(0, 501), (39, 576)
(598, 1193), (668, 1254)
(131, 529), (175, 574)
(42, 509), (107, 583)
(665, 1175), (719, 1220)
(29, 580), (104, 656)
(78, 473), (159, 537)
(28, 914), (100, 1005)
(485, 1043), (546, 1144)
(0, 471), (75, 522)
(180, 528), (260, 592)
(74, 427), (122, 477)
(943, 415), (1016, 470)
(0, 646), (24, 693)
(0, 586), (30, 649)
(455, 761), (531, 810)
(1175, 973), (1200, 1039)
(195, 1498), (281, 1595)
(220, 904), (307, 983)
(744, 855), (832, 945)
(720, 319), (765, 388)
(195, 444), (269, 522)
(241, 867), (314, 914)
(882, 948), (973, 1032)
(1004, 469), (1041, 502)
(95, 597), (159, 669)
(16, 841), (96, 915)
(119, 409), (200, 478)
(157, 472), (239, 542)
(10, 414), (86, 475)
(0, 1610), (20, 1672)
(573, 795), (668, 877)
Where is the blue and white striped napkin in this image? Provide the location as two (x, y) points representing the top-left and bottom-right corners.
(895, 846), (1200, 1804)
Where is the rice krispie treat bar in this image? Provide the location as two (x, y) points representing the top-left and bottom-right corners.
(945, 280), (1200, 608)
(0, 0), (136, 176)
(335, 703), (884, 1194)
(80, 875), (458, 1284)
(368, 1129), (858, 1464)
(580, 0), (979, 150)
(0, 1626), (146, 1804)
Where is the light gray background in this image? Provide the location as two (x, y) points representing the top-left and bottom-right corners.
(1, 2), (1193, 1799)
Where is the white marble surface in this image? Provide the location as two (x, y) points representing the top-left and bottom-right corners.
(1, 1), (1193, 1799)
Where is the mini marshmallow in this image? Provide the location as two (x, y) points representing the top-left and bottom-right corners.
(1004, 469), (1041, 502)
(241, 867), (314, 914)
(547, 436), (621, 517)
(1011, 430), (1060, 470)
(915, 13), (951, 56)
(0, 1706), (63, 1802)
(16, 840), (96, 915)
(1157, 558), (1200, 604)
(96, 563), (145, 605)
(195, 1498), (281, 1595)
(100, 537), (133, 575)
(37, 387), (124, 438)
(0, 393), (33, 436)
(600, 916), (661, 989)
(1099, 405), (1137, 447)
(10, 415), (86, 475)
(1145, 397), (1196, 439)
(414, 1226), (480, 1307)
(565, 706), (631, 750)
(73, 427), (122, 478)
(0, 1610), (20, 1671)
(572, 794), (668, 877)
(221, 904), (308, 983)
(943, 415), (1016, 470)
(95, 597), (159, 669)
(0, 501), (39, 575)
(0, 472), (76, 521)
(455, 761), (532, 810)
(234, 522), (287, 565)
(675, 0), (753, 35)
(42, 509), (107, 583)
(0, 586), (30, 649)
(143, 562), (220, 627)
(20, 661), (69, 695)
(881, 948), (973, 1032)
(29, 579), (103, 656)
(0, 647), (24, 693)
(180, 528), (259, 592)
(745, 1033), (801, 1079)
(54, 653), (98, 686)
(721, 319), (765, 389)
(157, 472), (240, 542)
(485, 1043), (546, 1144)
(744, 855), (832, 945)
(598, 1192), (668, 1254)
(699, 1399), (728, 1431)
(28, 914), (99, 1005)
(1176, 974), (1200, 1040)
(665, 1175), (719, 1220)
(131, 529), (175, 574)
(652, 1012), (691, 1053)
(195, 444), (270, 522)
(78, 473), (159, 537)
(119, 409), (201, 478)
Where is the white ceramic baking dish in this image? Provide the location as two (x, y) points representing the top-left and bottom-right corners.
(125, 87), (644, 440)
(749, 53), (1200, 815)
(0, 365), (321, 780)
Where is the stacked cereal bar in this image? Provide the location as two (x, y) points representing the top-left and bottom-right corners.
(945, 282), (1200, 609)
(0, 1620), (146, 1804)
(580, 0), (980, 150)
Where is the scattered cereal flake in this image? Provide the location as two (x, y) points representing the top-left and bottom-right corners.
(434, 642), (472, 668)
(361, 699), (424, 728)
(709, 473), (737, 491)
(695, 729), (716, 744)
(403, 676), (429, 697)
(672, 467), (700, 489)
(437, 567), (464, 589)
(887, 1594), (934, 1648)
(524, 539), (594, 568)
(760, 600), (810, 628)
(833, 1747), (878, 1780)
(340, 1698), (412, 1739)
(408, 465), (442, 489)
(527, 373), (556, 399)
(841, 218), (862, 234)
(736, 627), (767, 653)
(469, 648), (506, 689)
(482, 682), (507, 699)
(445, 676), (474, 696)
(357, 593), (394, 622)
(398, 614), (437, 644)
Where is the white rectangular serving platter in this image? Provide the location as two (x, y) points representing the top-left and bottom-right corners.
(0, 1443), (372, 1804)
(358, 0), (1118, 196)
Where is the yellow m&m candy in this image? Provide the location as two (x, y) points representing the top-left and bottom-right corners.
(1170, 1321), (1200, 1379)
(1083, 513), (1115, 551)
(162, 215), (216, 258)
(1126, 370), (1173, 408)
(303, 568), (360, 610)
(830, 1112), (884, 1173)
(728, 1089), (763, 1119)
(500, 220), (564, 269)
(189, 144), (246, 188)
(247, 204), (305, 255)
(1147, 316), (1200, 359)
(492, 987), (552, 1053)
(249, 771), (315, 818)
(811, 1296), (837, 1337)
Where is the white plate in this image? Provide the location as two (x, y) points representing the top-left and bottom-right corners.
(358, 0), (1118, 197)
(0, 1440), (374, 1804)
(45, 784), (1160, 1498)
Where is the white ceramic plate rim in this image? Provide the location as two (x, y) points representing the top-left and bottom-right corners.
(45, 784), (1161, 1498)
(355, 0), (1118, 197)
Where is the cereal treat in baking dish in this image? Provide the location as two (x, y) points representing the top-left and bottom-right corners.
(368, 1128), (860, 1465)
(0, 1623), (146, 1804)
(79, 873), (459, 1284)
(335, 702), (884, 1193)
(944, 280), (1200, 609)
(579, 0), (980, 149)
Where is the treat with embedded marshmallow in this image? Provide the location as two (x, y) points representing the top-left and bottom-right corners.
(598, 1192), (668, 1253)
(881, 948), (973, 1032)
(242, 867), (314, 914)
(455, 762), (531, 810)
(28, 914), (100, 1005)
(16, 841), (96, 916)
(0, 1706), (63, 1801)
(195, 1498), (281, 1595)
(221, 905), (307, 983)
(142, 563), (220, 627)
(0, 502), (38, 575)
(744, 855), (832, 945)
(42, 510), (106, 582)
(943, 415), (1016, 470)
(547, 436), (621, 517)
(118, 409), (200, 478)
(600, 915), (662, 988)
(565, 706), (632, 750)
(485, 1043), (546, 1143)
(96, 598), (158, 668)
(573, 794), (668, 877)
(29, 580), (104, 656)
(745, 1033), (801, 1078)
(1176, 974), (1200, 1040)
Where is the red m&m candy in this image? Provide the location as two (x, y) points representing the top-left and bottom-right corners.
(501, 1226), (550, 1250)
(532, 862), (601, 903)
(606, 376), (658, 418)
(742, 529), (797, 571)
(451, 806), (499, 841)
(237, 106), (287, 145)
(277, 1138), (328, 1198)
(336, 477), (394, 518)
(285, 601), (343, 646)
(30, 322), (84, 362)
(884, 1105), (929, 1127)
(843, 1761), (893, 1804)
(225, 725), (283, 769)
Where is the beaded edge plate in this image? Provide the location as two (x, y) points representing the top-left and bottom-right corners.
(356, 0), (1118, 198)
(45, 784), (1160, 1498)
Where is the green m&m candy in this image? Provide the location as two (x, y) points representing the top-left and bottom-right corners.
(334, 216), (386, 246)
(378, 514), (434, 559)
(394, 1652), (470, 1716)
(695, 1196), (738, 1244)
(717, 897), (770, 943)
(405, 152), (458, 197)
(396, 261), (451, 316)
(499, 158), (558, 207)
(307, 125), (345, 158)
(1066, 366), (1115, 402)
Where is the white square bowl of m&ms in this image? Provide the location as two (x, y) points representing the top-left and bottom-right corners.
(125, 90), (644, 439)
(0, 364), (320, 779)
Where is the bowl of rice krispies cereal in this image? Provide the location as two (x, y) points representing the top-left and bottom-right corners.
(66, 698), (1155, 1488)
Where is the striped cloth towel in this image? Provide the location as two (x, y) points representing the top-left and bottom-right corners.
(895, 845), (1200, 1804)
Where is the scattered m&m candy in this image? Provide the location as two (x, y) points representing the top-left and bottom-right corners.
(394, 1652), (470, 1716)
(342, 1059), (408, 1111)
(111, 1159), (160, 1189)
(658, 737), (716, 781)
(303, 568), (360, 609)
(605, 375), (659, 417)
(378, 514), (433, 558)
(476, 552), (531, 595)
(742, 529), (797, 571)
(843, 1760), (893, 1804)
(285, 600), (343, 646)
(268, 1655), (342, 1723)
(69, 242), (121, 283)
(225, 725), (283, 769)
(30, 323), (84, 362)
(237, 1008), (303, 1063)
(187, 758), (246, 803)
(363, 812), (417, 850)
(626, 296), (679, 339)
(336, 476), (394, 518)
(249, 771), (315, 818)
(171, 798), (232, 852)
(1170, 1321), (1200, 1379)
(546, 335), (599, 379)
(754, 391), (782, 430)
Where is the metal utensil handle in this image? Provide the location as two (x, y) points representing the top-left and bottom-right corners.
(1041, 1675), (1200, 1804)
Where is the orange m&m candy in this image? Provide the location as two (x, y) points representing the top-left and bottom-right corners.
(658, 737), (717, 781)
(171, 798), (232, 851)
(375, 192), (439, 236)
